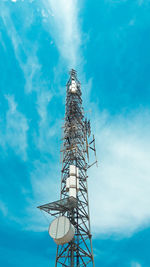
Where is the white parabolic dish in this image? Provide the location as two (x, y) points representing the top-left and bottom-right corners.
(49, 216), (75, 245)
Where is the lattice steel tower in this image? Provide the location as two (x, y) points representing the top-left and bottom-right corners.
(38, 70), (97, 266)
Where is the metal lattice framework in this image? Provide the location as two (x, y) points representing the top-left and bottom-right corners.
(38, 70), (97, 266)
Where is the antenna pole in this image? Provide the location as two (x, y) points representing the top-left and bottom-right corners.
(38, 70), (97, 266)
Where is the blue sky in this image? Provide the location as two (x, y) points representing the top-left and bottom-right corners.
(0, 0), (150, 266)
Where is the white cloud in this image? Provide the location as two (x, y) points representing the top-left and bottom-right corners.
(0, 200), (8, 216)
(43, 0), (81, 68)
(89, 109), (150, 236)
(23, 54), (41, 93)
(1, 0), (83, 93)
(34, 90), (61, 154)
(0, 95), (28, 160)
(37, 90), (52, 123)
(131, 262), (142, 267)
(6, 95), (28, 160)
(1, 6), (56, 156)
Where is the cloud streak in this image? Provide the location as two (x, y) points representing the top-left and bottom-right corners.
(1, 5), (41, 93)
(0, 95), (28, 160)
(43, 0), (81, 68)
(0, 200), (8, 217)
(35, 90), (56, 153)
(131, 262), (142, 267)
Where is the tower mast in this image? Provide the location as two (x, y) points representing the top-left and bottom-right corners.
(38, 70), (97, 266)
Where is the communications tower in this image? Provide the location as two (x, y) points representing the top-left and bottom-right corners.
(38, 70), (97, 266)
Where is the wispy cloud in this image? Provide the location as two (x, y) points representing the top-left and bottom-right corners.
(0, 200), (8, 217)
(1, 4), (56, 156)
(89, 109), (150, 236)
(24, 159), (60, 231)
(131, 262), (142, 267)
(1, 5), (41, 93)
(43, 0), (82, 68)
(0, 95), (28, 160)
(32, 88), (62, 156)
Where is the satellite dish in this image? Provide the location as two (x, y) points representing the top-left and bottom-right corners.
(49, 216), (75, 245)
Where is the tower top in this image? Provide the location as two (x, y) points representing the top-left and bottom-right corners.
(67, 69), (81, 95)
(70, 69), (76, 77)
